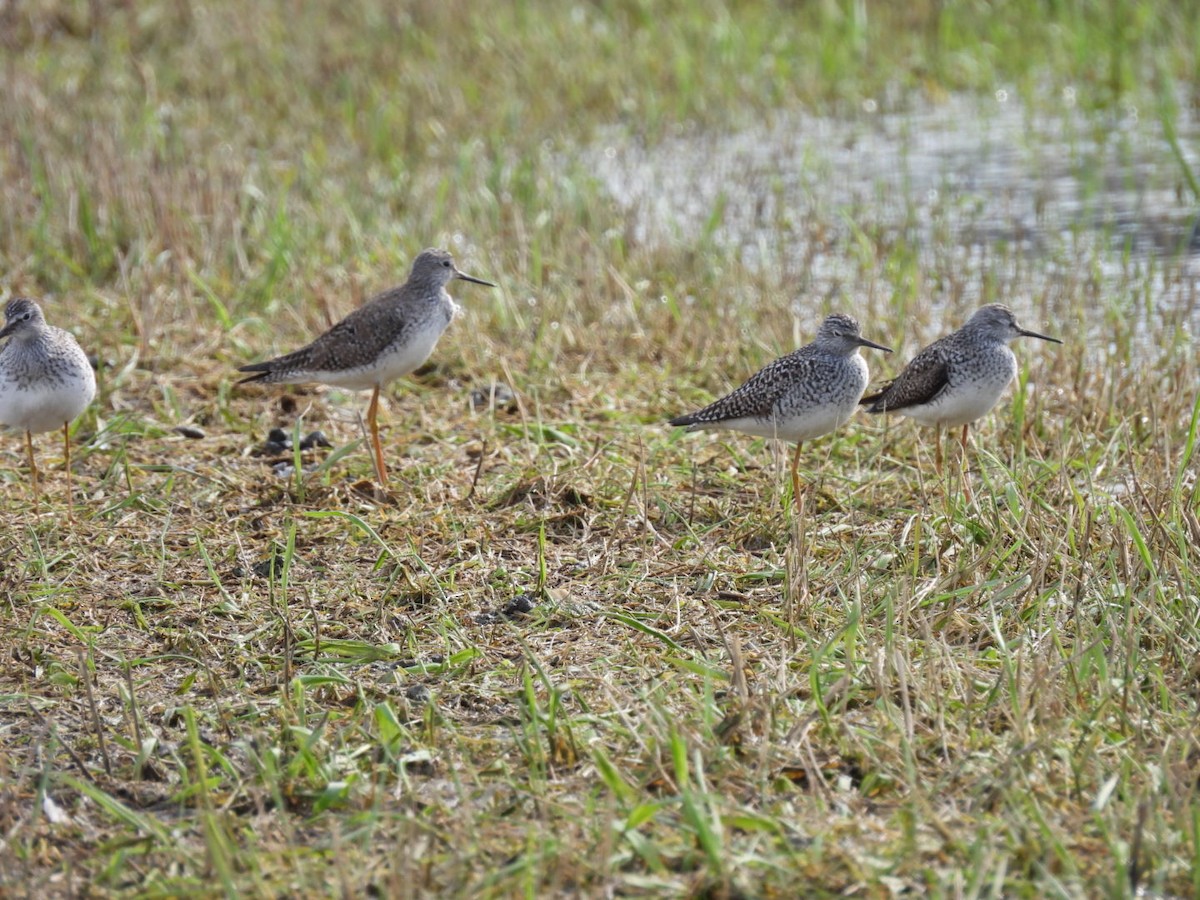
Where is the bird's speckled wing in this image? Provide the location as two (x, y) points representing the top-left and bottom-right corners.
(670, 350), (816, 427)
(861, 341), (949, 412)
(238, 287), (411, 382)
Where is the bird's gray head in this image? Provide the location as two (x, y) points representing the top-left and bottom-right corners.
(410, 248), (497, 291)
(0, 297), (47, 341)
(815, 313), (892, 355)
(968, 304), (1062, 344)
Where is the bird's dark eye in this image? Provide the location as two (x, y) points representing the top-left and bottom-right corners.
(442, 259), (451, 267)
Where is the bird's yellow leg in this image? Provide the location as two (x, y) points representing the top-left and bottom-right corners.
(960, 424), (974, 502)
(790, 442), (803, 509)
(63, 421), (75, 521)
(367, 385), (389, 487)
(26, 429), (39, 513)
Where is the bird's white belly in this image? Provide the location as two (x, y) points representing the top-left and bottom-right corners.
(0, 371), (96, 434)
(712, 355), (866, 442)
(712, 402), (855, 443)
(315, 320), (447, 390)
(903, 368), (1014, 428)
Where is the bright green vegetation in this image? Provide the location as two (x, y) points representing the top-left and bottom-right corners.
(2, 1), (1199, 896)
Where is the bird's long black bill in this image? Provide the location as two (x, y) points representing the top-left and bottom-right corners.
(858, 337), (893, 353)
(1018, 327), (1062, 344)
(456, 271), (497, 287)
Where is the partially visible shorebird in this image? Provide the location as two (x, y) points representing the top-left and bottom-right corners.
(238, 248), (496, 487)
(0, 297), (97, 512)
(861, 303), (1062, 473)
(669, 313), (892, 502)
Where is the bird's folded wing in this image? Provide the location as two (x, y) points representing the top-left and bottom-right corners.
(865, 352), (949, 411)
(678, 353), (810, 424)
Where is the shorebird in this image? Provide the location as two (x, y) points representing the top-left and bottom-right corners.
(861, 303), (1062, 473)
(0, 297), (96, 511)
(238, 248), (496, 486)
(669, 313), (892, 501)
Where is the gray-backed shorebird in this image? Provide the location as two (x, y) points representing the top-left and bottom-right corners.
(0, 297), (96, 511)
(861, 303), (1062, 472)
(238, 248), (496, 486)
(670, 313), (892, 501)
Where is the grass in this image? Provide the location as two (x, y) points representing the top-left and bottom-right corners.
(2, 0), (1200, 896)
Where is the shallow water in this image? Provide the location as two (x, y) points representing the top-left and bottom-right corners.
(585, 91), (1200, 354)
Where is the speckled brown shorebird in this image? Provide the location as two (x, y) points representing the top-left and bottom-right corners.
(238, 248), (496, 486)
(669, 313), (892, 501)
(0, 297), (96, 512)
(861, 303), (1062, 473)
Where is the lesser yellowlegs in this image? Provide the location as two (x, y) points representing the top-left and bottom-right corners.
(0, 297), (96, 511)
(238, 248), (496, 486)
(670, 313), (892, 500)
(861, 303), (1062, 472)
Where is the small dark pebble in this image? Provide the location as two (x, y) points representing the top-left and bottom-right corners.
(259, 428), (331, 458)
(504, 594), (537, 616)
(469, 381), (517, 411)
(299, 430), (332, 450)
(405, 684), (431, 705)
(173, 425), (206, 440)
(252, 555), (286, 578)
(475, 592), (538, 624)
(258, 427), (293, 457)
